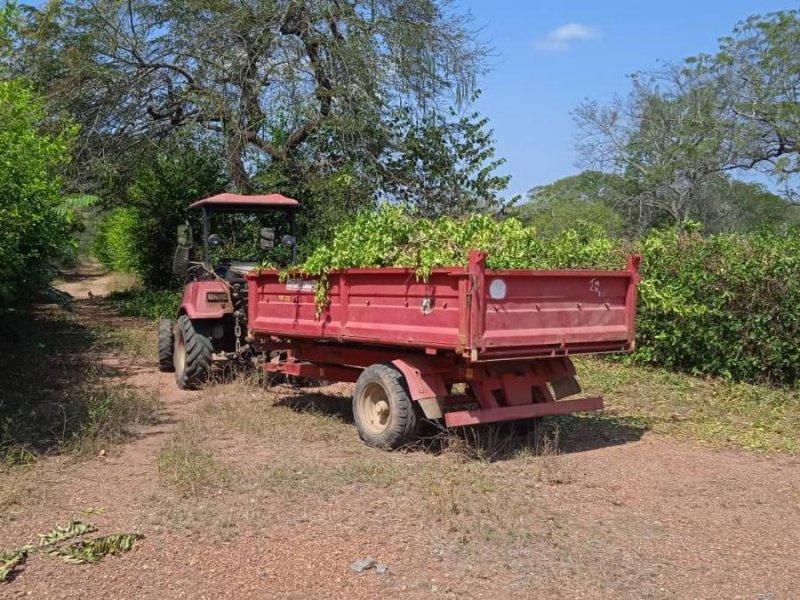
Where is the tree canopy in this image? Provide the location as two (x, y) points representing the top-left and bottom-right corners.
(574, 9), (800, 232)
(15, 0), (493, 200)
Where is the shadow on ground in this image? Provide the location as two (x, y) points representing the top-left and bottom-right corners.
(276, 390), (355, 422)
(276, 387), (648, 462)
(0, 302), (148, 461)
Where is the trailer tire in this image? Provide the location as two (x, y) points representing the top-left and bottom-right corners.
(157, 319), (175, 372)
(173, 315), (213, 390)
(353, 363), (418, 449)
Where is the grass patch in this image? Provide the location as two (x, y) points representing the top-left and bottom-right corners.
(0, 309), (161, 465)
(576, 357), (800, 453)
(65, 384), (161, 457)
(158, 421), (234, 494)
(105, 288), (182, 320)
(100, 322), (158, 360)
(200, 389), (353, 445)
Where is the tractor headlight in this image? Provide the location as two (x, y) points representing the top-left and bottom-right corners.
(206, 291), (229, 303)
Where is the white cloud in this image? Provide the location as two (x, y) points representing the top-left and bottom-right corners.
(536, 23), (602, 52)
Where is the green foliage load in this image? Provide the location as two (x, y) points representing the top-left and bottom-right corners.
(293, 205), (800, 386)
(299, 204), (624, 277)
(0, 80), (76, 303)
(295, 205), (624, 310)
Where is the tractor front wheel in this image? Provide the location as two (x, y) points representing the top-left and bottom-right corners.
(173, 315), (213, 390)
(157, 318), (175, 372)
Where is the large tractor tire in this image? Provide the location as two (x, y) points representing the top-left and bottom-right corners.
(157, 319), (175, 372)
(173, 315), (213, 390)
(353, 363), (418, 449)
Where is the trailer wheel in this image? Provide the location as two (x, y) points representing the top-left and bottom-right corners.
(353, 363), (418, 449)
(173, 315), (213, 390)
(157, 319), (175, 372)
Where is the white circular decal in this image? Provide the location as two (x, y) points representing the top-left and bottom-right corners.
(489, 278), (507, 300)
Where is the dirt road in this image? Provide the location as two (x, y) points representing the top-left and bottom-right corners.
(1, 268), (798, 599)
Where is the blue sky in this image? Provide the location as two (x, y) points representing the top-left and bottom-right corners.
(460, 1), (794, 199)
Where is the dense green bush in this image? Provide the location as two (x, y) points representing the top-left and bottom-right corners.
(635, 227), (800, 385)
(92, 208), (139, 273)
(92, 145), (226, 288)
(106, 288), (183, 320)
(294, 205), (800, 386)
(0, 80), (75, 303)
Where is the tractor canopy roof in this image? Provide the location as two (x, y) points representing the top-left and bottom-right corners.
(188, 193), (299, 212)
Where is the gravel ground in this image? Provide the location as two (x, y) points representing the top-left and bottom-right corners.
(1, 267), (798, 599)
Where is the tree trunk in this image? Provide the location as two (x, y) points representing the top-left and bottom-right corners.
(226, 137), (253, 193)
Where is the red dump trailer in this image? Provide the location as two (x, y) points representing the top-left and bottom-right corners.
(246, 250), (640, 448)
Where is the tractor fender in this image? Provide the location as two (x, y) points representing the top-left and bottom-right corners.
(389, 357), (447, 420)
(179, 280), (234, 319)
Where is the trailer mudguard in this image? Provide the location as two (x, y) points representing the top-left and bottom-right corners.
(390, 357), (448, 420)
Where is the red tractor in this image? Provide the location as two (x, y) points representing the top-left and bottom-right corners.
(157, 193), (298, 389)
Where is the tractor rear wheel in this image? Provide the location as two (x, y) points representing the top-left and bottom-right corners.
(173, 315), (213, 390)
(353, 363), (418, 449)
(157, 319), (175, 372)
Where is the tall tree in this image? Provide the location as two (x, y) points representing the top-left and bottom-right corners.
(686, 9), (800, 190)
(380, 99), (511, 216)
(576, 8), (800, 226)
(575, 73), (730, 231)
(16, 0), (487, 193)
(0, 79), (76, 302)
(514, 171), (626, 237)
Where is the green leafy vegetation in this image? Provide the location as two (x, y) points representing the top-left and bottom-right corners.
(92, 145), (226, 288)
(0, 79), (76, 304)
(1, 520), (142, 582)
(291, 204), (622, 311)
(105, 288), (183, 320)
(635, 227), (800, 384)
(92, 208), (139, 273)
(289, 205), (800, 386)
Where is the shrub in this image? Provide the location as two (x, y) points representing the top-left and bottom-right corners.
(106, 288), (183, 320)
(93, 208), (139, 273)
(0, 80), (76, 303)
(92, 144), (226, 288)
(634, 227), (800, 385)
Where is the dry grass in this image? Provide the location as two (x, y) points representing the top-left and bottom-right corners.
(66, 383), (162, 457)
(199, 383), (354, 446)
(160, 382), (576, 554)
(157, 419), (235, 495)
(0, 308), (162, 465)
(101, 324), (158, 360)
(106, 272), (139, 293)
(576, 357), (800, 453)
